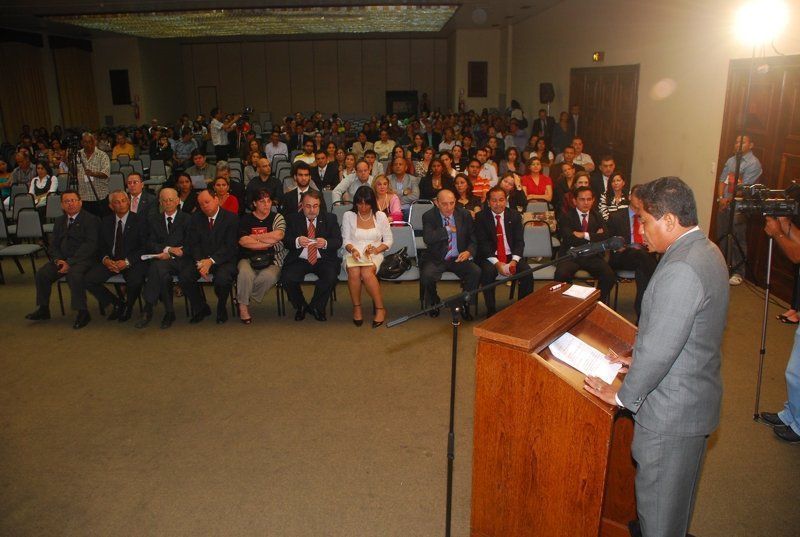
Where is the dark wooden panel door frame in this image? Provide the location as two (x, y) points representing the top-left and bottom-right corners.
(713, 55), (800, 302)
(569, 64), (640, 179)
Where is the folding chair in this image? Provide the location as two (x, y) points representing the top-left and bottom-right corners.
(109, 173), (126, 193)
(116, 154), (131, 166)
(0, 208), (46, 284)
(42, 192), (63, 234)
(331, 201), (351, 223)
(145, 159), (168, 187)
(409, 200), (434, 251)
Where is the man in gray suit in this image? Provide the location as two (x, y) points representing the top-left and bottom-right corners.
(584, 177), (729, 537)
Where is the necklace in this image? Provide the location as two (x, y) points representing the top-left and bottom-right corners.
(358, 212), (373, 222)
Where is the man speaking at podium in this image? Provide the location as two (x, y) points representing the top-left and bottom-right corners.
(584, 177), (729, 537)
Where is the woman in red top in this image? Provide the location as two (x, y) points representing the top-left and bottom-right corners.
(213, 176), (239, 214)
(520, 157), (553, 203)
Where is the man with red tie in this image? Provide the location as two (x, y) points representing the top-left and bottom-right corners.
(475, 186), (534, 317)
(554, 186), (616, 304)
(607, 185), (659, 317)
(281, 190), (342, 321)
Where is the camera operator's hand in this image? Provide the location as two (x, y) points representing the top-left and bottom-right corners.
(764, 216), (790, 238)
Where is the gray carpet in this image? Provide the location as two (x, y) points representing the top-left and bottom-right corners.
(0, 267), (797, 536)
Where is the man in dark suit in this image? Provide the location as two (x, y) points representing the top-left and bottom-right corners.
(421, 189), (481, 319)
(281, 190), (342, 321)
(606, 185), (658, 317)
(179, 189), (239, 324)
(126, 173), (157, 217)
(84, 190), (148, 323)
(584, 177), (729, 537)
(475, 186), (534, 317)
(311, 150), (339, 190)
(532, 108), (556, 140)
(26, 190), (99, 329)
(590, 155), (617, 201)
(135, 188), (191, 329)
(288, 124), (308, 152)
(282, 162), (325, 215)
(554, 186), (616, 303)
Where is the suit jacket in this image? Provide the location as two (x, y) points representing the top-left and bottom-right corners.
(97, 211), (146, 266)
(532, 116), (555, 138)
(312, 163), (339, 190)
(289, 133), (309, 152)
(50, 210), (99, 265)
(145, 210), (191, 252)
(557, 208), (607, 256)
(475, 208), (524, 261)
(422, 206), (477, 261)
(618, 230), (729, 436)
(589, 170), (619, 201)
(186, 209), (239, 265)
(180, 191), (198, 214)
(282, 210), (343, 266)
(281, 188), (327, 216)
(387, 173), (420, 206)
(130, 191), (157, 218)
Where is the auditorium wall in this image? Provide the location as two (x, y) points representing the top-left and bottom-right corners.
(509, 0), (800, 230)
(178, 37), (450, 120)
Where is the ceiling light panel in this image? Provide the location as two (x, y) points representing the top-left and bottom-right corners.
(47, 5), (459, 38)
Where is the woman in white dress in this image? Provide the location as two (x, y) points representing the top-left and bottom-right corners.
(341, 185), (393, 328)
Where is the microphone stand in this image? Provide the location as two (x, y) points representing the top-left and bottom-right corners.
(387, 248), (604, 537)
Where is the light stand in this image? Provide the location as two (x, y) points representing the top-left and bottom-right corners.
(753, 236), (774, 420)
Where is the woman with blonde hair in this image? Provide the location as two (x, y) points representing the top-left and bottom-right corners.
(371, 174), (403, 223)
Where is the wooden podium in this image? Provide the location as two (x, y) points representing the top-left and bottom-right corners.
(470, 284), (637, 537)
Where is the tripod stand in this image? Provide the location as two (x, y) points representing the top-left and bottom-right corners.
(753, 236), (774, 422)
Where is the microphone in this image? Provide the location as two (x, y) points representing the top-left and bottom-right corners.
(567, 236), (625, 258)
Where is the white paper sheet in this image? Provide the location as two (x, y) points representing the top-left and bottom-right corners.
(562, 284), (595, 300)
(547, 332), (622, 384)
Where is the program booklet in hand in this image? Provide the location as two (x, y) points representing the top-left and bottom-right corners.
(345, 254), (373, 268)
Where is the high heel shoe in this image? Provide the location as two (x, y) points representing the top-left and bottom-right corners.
(372, 307), (386, 329)
(353, 304), (363, 327)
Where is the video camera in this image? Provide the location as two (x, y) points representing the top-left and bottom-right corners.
(236, 106), (253, 127)
(735, 183), (800, 217)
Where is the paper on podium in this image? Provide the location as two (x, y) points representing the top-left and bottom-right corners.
(562, 284), (595, 299)
(548, 332), (622, 384)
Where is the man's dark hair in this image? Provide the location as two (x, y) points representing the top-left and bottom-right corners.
(600, 154), (615, 164)
(364, 149), (377, 158)
(468, 158), (481, 168)
(487, 185), (506, 199)
(190, 148), (203, 158)
(637, 176), (698, 227)
(301, 189), (321, 202)
(574, 185), (594, 197)
(62, 189), (81, 200)
(293, 161), (312, 175)
(315, 150), (327, 157)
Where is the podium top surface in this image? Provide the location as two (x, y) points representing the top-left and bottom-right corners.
(473, 284), (636, 354)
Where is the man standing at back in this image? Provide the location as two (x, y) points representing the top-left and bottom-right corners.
(584, 176), (729, 537)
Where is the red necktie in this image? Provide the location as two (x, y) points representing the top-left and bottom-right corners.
(633, 214), (644, 245)
(581, 213), (588, 232)
(307, 219), (318, 265)
(495, 214), (507, 263)
(208, 217), (214, 230)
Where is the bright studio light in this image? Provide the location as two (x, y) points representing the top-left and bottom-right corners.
(734, 0), (789, 45)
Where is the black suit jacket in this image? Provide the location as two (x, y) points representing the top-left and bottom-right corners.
(131, 191), (157, 218)
(145, 210), (191, 252)
(281, 188), (327, 216)
(475, 208), (525, 261)
(532, 117), (555, 138)
(282, 210), (342, 266)
(557, 208), (607, 256)
(50, 210), (99, 265)
(186, 209), (239, 265)
(97, 211), (146, 266)
(289, 133), (308, 152)
(422, 206), (477, 261)
(312, 163), (339, 190)
(180, 191), (198, 214)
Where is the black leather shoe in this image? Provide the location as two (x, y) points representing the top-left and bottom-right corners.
(106, 300), (125, 321)
(428, 307), (440, 318)
(118, 305), (134, 323)
(294, 307), (306, 321)
(216, 309), (228, 324)
(307, 306), (327, 322)
(73, 310), (91, 329)
(160, 312), (176, 329)
(760, 412), (787, 427)
(135, 310), (153, 329)
(25, 307), (51, 321)
(189, 303), (211, 324)
(460, 306), (474, 321)
(774, 425), (800, 443)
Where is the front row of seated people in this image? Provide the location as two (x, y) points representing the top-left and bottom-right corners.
(25, 180), (658, 329)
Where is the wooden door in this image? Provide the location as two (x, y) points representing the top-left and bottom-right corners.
(714, 56), (800, 301)
(569, 65), (639, 178)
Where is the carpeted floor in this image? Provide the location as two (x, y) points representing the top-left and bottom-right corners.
(0, 266), (797, 536)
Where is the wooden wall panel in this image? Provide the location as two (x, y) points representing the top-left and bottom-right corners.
(361, 39), (387, 113)
(434, 39), (449, 113)
(313, 40), (339, 114)
(288, 41), (314, 114)
(411, 39), (435, 109)
(181, 45), (197, 115)
(216, 43), (243, 114)
(385, 39), (410, 90)
(192, 43), (220, 115)
(240, 42), (268, 114)
(265, 41), (291, 119)
(337, 41), (363, 114)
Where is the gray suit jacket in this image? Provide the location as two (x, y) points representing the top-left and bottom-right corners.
(618, 230), (729, 436)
